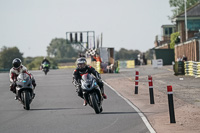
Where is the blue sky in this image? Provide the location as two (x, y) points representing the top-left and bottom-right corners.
(0, 0), (173, 57)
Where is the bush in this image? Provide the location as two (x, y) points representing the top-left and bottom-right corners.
(170, 32), (180, 49)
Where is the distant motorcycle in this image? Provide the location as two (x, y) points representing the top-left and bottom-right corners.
(81, 73), (103, 114)
(42, 62), (50, 75)
(16, 73), (35, 110)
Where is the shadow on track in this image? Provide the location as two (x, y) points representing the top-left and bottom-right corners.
(101, 111), (137, 114)
(31, 107), (81, 111)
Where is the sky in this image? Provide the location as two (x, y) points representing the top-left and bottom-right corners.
(0, 0), (173, 57)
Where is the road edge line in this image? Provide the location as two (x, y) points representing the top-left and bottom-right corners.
(103, 81), (156, 133)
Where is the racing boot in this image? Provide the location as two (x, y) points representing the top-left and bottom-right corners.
(100, 86), (107, 99)
(32, 93), (35, 99)
(83, 100), (87, 106)
(15, 96), (18, 100)
(102, 93), (107, 99)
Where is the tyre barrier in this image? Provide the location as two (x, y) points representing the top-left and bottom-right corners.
(184, 61), (200, 78)
(193, 62), (200, 78)
(184, 61), (194, 76)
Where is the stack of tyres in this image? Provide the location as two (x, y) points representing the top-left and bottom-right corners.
(193, 62), (197, 76)
(184, 61), (194, 76)
(193, 62), (200, 78)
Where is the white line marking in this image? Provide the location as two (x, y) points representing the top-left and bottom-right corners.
(92, 118), (119, 133)
(103, 81), (156, 133)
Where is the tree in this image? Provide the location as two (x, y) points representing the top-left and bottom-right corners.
(115, 48), (141, 60)
(0, 46), (23, 69)
(170, 32), (180, 49)
(145, 49), (154, 60)
(47, 38), (78, 58)
(169, 0), (199, 19)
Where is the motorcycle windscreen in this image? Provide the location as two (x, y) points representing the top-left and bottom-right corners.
(17, 73), (31, 82)
(81, 74), (93, 83)
(43, 62), (49, 67)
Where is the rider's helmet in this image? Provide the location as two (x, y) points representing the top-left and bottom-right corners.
(12, 58), (22, 69)
(77, 57), (87, 71)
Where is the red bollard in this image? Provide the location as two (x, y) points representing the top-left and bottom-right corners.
(167, 85), (176, 123)
(135, 71), (139, 94)
(148, 75), (155, 104)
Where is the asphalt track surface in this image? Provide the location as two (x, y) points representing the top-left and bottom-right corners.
(0, 69), (150, 133)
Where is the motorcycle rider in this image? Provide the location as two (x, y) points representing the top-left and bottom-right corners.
(41, 57), (50, 69)
(73, 57), (107, 106)
(9, 58), (36, 100)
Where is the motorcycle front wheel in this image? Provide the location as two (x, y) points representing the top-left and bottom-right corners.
(90, 93), (101, 114)
(23, 90), (30, 110)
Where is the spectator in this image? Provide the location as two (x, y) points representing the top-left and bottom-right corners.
(182, 55), (187, 62)
(177, 57), (182, 61)
(92, 54), (102, 63)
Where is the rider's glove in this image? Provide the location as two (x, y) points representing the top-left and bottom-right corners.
(33, 83), (36, 88)
(32, 80), (36, 88)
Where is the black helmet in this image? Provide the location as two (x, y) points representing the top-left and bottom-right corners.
(12, 58), (22, 69)
(77, 57), (87, 70)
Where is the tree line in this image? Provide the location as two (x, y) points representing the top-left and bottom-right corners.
(0, 38), (154, 70)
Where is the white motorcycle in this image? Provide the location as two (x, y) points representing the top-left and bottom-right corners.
(16, 73), (35, 110)
(81, 73), (103, 114)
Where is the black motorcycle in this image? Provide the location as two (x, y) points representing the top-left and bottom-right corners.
(42, 62), (50, 75)
(16, 73), (34, 110)
(81, 73), (103, 114)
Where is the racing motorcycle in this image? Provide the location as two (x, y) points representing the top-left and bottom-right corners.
(16, 73), (35, 110)
(42, 62), (50, 75)
(81, 73), (103, 114)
